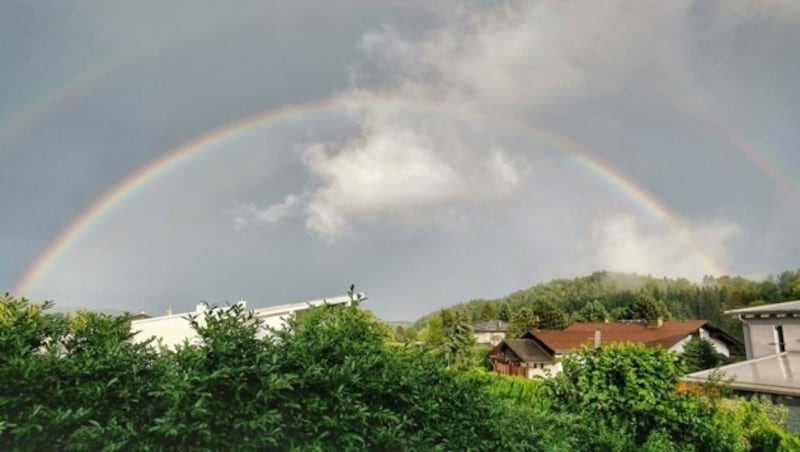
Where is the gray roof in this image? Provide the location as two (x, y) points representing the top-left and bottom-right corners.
(502, 339), (554, 363)
(725, 300), (800, 317)
(683, 352), (800, 397)
(472, 319), (508, 332)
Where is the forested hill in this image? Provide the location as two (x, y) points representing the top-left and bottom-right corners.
(417, 270), (800, 338)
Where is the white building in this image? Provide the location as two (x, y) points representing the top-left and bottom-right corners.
(130, 295), (354, 348)
(725, 300), (800, 359)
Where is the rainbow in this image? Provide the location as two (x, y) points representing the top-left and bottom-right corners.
(0, 0), (424, 155)
(669, 97), (800, 207)
(13, 97), (727, 297)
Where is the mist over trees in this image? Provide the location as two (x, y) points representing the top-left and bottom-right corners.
(417, 270), (800, 340)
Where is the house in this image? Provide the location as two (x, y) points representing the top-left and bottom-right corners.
(724, 300), (800, 359)
(472, 319), (507, 346)
(683, 300), (800, 430)
(489, 319), (741, 378)
(488, 339), (554, 378)
(130, 294), (355, 348)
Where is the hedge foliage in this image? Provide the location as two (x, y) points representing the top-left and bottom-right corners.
(1, 292), (797, 450)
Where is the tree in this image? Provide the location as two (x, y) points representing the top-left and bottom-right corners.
(507, 306), (537, 338)
(532, 300), (569, 330)
(626, 293), (670, 321)
(478, 303), (497, 321)
(549, 343), (725, 448)
(574, 300), (609, 322)
(497, 302), (512, 322)
(682, 336), (722, 372)
(421, 308), (475, 363)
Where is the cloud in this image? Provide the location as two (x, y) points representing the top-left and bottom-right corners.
(580, 214), (741, 279)
(712, 0), (800, 23)
(233, 194), (300, 230)
(236, 0), (785, 257)
(360, 1), (698, 111)
(288, 112), (521, 242)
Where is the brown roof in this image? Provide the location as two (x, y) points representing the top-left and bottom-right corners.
(525, 320), (710, 354)
(490, 339), (554, 363)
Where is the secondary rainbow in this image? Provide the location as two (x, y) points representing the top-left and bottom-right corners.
(14, 97), (727, 297)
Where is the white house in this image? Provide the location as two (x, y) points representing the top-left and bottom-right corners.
(724, 300), (800, 359)
(490, 319), (741, 378)
(472, 319), (508, 346)
(130, 295), (354, 348)
(684, 301), (800, 429)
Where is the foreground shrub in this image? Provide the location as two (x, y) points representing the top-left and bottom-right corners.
(3, 293), (798, 450)
(0, 294), (555, 450)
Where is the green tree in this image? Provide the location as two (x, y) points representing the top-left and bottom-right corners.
(682, 336), (722, 373)
(574, 300), (609, 322)
(507, 306), (538, 338)
(532, 299), (569, 330)
(626, 293), (671, 320)
(497, 301), (512, 322)
(478, 303), (497, 321)
(419, 308), (475, 363)
(547, 343), (740, 449)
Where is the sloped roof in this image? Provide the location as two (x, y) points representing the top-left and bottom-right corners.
(683, 352), (800, 397)
(725, 300), (800, 317)
(472, 319), (508, 332)
(495, 339), (554, 363)
(526, 320), (711, 354)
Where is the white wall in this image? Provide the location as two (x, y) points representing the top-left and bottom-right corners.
(523, 362), (561, 378)
(668, 328), (731, 358)
(741, 317), (800, 359)
(474, 331), (505, 346)
(131, 295), (353, 348)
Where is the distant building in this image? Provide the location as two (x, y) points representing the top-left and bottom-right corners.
(725, 300), (800, 359)
(489, 319), (741, 378)
(472, 319), (507, 346)
(684, 300), (800, 431)
(130, 295), (355, 348)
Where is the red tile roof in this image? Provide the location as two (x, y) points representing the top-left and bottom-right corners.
(526, 320), (709, 354)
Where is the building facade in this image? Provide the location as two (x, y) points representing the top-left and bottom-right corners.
(725, 300), (800, 359)
(130, 295), (354, 348)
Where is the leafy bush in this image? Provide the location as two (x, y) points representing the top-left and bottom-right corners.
(546, 342), (750, 450)
(2, 293), (797, 450)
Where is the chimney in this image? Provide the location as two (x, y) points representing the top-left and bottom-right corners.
(594, 329), (602, 348)
(647, 317), (664, 329)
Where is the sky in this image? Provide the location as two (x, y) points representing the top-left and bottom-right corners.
(2, 0), (799, 321)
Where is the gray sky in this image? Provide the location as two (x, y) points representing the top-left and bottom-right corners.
(2, 0), (799, 320)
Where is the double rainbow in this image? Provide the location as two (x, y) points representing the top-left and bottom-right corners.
(13, 97), (727, 297)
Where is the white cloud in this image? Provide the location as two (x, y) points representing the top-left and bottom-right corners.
(580, 214), (741, 279)
(231, 109), (523, 242)
(237, 0), (780, 256)
(232, 194), (300, 230)
(360, 1), (698, 111)
(301, 115), (522, 242)
(713, 0), (800, 24)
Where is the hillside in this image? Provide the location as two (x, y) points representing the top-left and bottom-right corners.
(417, 269), (800, 339)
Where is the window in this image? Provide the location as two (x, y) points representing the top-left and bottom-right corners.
(775, 325), (786, 353)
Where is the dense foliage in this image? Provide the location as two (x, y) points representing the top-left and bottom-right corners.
(420, 269), (800, 341)
(2, 292), (798, 450)
(682, 336), (725, 373)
